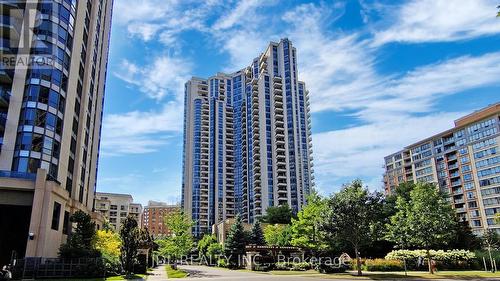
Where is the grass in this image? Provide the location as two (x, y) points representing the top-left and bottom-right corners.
(165, 265), (188, 278)
(307, 270), (500, 280)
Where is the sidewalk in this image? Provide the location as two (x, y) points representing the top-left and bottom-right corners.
(148, 264), (168, 280)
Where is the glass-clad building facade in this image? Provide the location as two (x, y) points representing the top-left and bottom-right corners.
(182, 39), (314, 236)
(0, 0), (113, 263)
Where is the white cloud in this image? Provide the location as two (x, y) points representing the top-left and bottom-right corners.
(312, 111), (466, 191)
(101, 102), (183, 156)
(277, 2), (500, 192)
(114, 55), (192, 101)
(212, 0), (267, 30)
(372, 0), (500, 46)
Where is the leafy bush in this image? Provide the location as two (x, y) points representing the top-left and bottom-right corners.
(316, 263), (347, 273)
(275, 262), (290, 270)
(385, 249), (477, 270)
(291, 262), (311, 271)
(217, 258), (227, 268)
(364, 259), (404, 271)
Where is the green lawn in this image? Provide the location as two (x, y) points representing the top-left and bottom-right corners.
(165, 265), (188, 278)
(307, 270), (500, 280)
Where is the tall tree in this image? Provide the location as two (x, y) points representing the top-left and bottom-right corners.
(249, 220), (266, 245)
(291, 191), (328, 252)
(447, 218), (481, 251)
(95, 229), (122, 274)
(321, 180), (383, 276)
(120, 216), (140, 277)
(406, 182), (455, 274)
(198, 234), (217, 258)
(224, 214), (246, 268)
(158, 211), (194, 263)
(482, 229), (500, 272)
(59, 210), (99, 259)
(261, 205), (293, 224)
(264, 224), (292, 247)
(386, 195), (412, 274)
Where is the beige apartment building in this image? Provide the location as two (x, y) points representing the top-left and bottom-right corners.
(141, 201), (180, 237)
(94, 192), (143, 232)
(0, 0), (113, 265)
(384, 103), (500, 234)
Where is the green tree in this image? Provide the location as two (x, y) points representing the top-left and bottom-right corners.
(157, 211), (194, 263)
(224, 214), (246, 268)
(386, 195), (412, 274)
(321, 180), (384, 276)
(482, 229), (500, 272)
(261, 205), (293, 224)
(198, 234), (217, 258)
(206, 243), (223, 264)
(406, 182), (455, 274)
(95, 229), (122, 274)
(59, 210), (99, 259)
(264, 224), (292, 247)
(448, 218), (481, 251)
(249, 220), (266, 245)
(291, 191), (328, 252)
(120, 216), (140, 277)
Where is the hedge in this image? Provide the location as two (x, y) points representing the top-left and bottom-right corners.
(385, 249), (478, 270)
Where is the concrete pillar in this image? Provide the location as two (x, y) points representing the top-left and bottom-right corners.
(246, 251), (259, 270)
(25, 169), (49, 257)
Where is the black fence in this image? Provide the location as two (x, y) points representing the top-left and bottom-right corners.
(12, 257), (106, 279)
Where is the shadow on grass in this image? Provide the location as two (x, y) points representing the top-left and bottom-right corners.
(336, 271), (500, 280)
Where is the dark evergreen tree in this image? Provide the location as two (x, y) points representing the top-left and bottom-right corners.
(120, 216), (140, 277)
(261, 205), (294, 224)
(59, 210), (99, 259)
(447, 218), (481, 251)
(249, 220), (266, 245)
(224, 214), (246, 268)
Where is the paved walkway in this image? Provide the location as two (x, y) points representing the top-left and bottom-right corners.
(147, 264), (168, 280)
(173, 265), (500, 281)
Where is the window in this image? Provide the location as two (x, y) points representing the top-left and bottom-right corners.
(110, 205), (117, 210)
(63, 211), (70, 235)
(51, 202), (61, 230)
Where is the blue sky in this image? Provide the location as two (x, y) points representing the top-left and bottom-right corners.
(97, 0), (500, 205)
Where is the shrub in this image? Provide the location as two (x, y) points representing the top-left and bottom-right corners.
(316, 263), (347, 274)
(291, 262), (311, 271)
(217, 258), (227, 268)
(385, 249), (477, 270)
(364, 259), (404, 271)
(275, 262), (291, 270)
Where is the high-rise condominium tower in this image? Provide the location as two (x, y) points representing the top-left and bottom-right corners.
(0, 0), (112, 263)
(384, 103), (500, 234)
(182, 39), (314, 236)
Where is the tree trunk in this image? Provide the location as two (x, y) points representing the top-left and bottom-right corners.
(488, 246), (495, 273)
(355, 246), (362, 276)
(426, 249), (433, 274)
